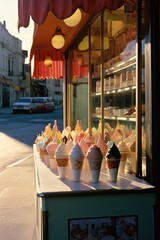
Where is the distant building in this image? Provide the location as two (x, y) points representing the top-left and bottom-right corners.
(32, 78), (63, 109)
(0, 20), (29, 107)
(46, 78), (63, 109)
(0, 20), (63, 108)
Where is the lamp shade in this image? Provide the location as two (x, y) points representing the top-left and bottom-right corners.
(63, 9), (81, 27)
(51, 26), (65, 49)
(44, 56), (53, 66)
(78, 35), (94, 51)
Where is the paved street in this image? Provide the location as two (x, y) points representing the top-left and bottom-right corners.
(0, 108), (63, 239)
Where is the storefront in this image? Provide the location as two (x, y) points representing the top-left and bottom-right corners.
(18, 0), (160, 239)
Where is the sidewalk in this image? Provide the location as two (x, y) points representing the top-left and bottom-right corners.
(0, 131), (36, 240)
(0, 162), (36, 240)
(0, 107), (12, 115)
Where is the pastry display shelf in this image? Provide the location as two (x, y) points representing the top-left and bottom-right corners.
(92, 114), (136, 122)
(92, 56), (136, 79)
(104, 56), (136, 76)
(92, 85), (136, 97)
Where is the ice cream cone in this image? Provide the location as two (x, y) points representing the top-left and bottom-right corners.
(49, 158), (57, 169)
(117, 140), (129, 173)
(107, 158), (120, 181)
(39, 148), (48, 162)
(44, 154), (50, 167)
(79, 139), (89, 170)
(96, 133), (108, 170)
(55, 142), (69, 179)
(86, 144), (103, 183)
(46, 141), (58, 169)
(69, 143), (84, 181)
(119, 152), (128, 173)
(70, 158), (83, 181)
(88, 159), (102, 183)
(56, 158), (68, 179)
(72, 169), (82, 181)
(101, 151), (107, 170)
(47, 151), (55, 159)
(66, 139), (74, 169)
(82, 156), (89, 170)
(47, 151), (57, 169)
(129, 151), (137, 173)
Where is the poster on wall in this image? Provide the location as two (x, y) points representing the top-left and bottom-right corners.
(68, 215), (138, 240)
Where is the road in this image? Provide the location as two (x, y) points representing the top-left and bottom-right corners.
(0, 109), (63, 240)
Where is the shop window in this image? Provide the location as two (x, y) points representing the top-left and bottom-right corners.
(55, 80), (60, 87)
(70, 30), (89, 130)
(102, 6), (137, 174)
(55, 91), (62, 95)
(90, 15), (102, 129)
(68, 1), (148, 180)
(140, 0), (151, 179)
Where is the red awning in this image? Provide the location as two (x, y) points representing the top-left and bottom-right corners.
(32, 49), (64, 79)
(18, 0), (133, 79)
(30, 9), (93, 79)
(18, 0), (125, 29)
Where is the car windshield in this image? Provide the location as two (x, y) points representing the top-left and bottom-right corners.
(47, 98), (53, 102)
(18, 98), (32, 103)
(35, 98), (46, 103)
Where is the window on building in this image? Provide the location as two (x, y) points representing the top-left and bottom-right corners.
(55, 80), (61, 87)
(55, 91), (62, 95)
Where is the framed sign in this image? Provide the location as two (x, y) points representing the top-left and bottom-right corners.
(68, 215), (138, 240)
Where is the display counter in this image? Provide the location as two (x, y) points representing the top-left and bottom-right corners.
(33, 144), (156, 240)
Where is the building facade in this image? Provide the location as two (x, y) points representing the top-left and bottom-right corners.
(46, 79), (63, 108)
(0, 20), (28, 107)
(32, 78), (63, 109)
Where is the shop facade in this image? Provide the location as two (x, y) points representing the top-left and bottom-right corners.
(61, 0), (159, 187)
(18, 0), (160, 239)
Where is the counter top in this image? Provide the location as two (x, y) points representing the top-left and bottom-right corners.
(33, 145), (155, 197)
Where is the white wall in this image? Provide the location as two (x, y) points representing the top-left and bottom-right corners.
(0, 21), (24, 107)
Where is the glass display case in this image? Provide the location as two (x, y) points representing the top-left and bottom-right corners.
(91, 8), (137, 128)
(68, 1), (148, 179)
(90, 7), (139, 174)
(92, 56), (136, 129)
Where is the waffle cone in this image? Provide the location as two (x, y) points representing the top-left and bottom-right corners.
(70, 157), (84, 170)
(102, 151), (107, 159)
(88, 159), (102, 170)
(39, 148), (48, 160)
(129, 152), (137, 173)
(56, 158), (68, 167)
(48, 151), (55, 159)
(120, 153), (128, 161)
(107, 158), (120, 169)
(129, 151), (136, 159)
(44, 136), (53, 147)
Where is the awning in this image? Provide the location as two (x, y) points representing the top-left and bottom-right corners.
(30, 9), (92, 79)
(18, 0), (128, 79)
(32, 49), (64, 79)
(18, 0), (125, 29)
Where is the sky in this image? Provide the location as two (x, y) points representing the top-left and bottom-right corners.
(0, 0), (34, 63)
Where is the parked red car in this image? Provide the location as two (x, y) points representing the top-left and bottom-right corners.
(34, 97), (54, 112)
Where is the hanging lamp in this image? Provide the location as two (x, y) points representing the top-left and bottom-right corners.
(44, 56), (53, 66)
(63, 9), (81, 27)
(51, 26), (65, 49)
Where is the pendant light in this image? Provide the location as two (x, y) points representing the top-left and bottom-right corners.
(51, 26), (65, 49)
(63, 9), (81, 27)
(44, 56), (53, 66)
